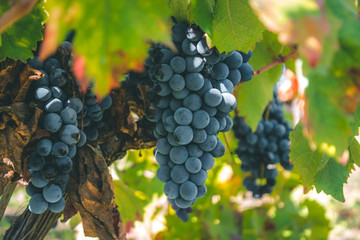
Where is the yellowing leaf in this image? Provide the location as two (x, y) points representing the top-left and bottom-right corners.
(45, 0), (172, 95)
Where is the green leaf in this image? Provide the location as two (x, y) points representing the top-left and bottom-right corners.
(189, 0), (215, 36)
(289, 124), (328, 188)
(306, 70), (352, 156)
(236, 31), (284, 130)
(349, 103), (360, 166)
(202, 202), (238, 239)
(300, 200), (331, 240)
(45, 0), (171, 94)
(314, 158), (349, 202)
(113, 180), (147, 223)
(0, 1), (45, 61)
(169, 0), (189, 23)
(212, 0), (265, 52)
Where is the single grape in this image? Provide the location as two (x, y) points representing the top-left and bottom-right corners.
(181, 38), (198, 56)
(43, 113), (62, 133)
(183, 94), (202, 111)
(66, 98), (83, 114)
(191, 110), (210, 129)
(44, 58), (61, 73)
(200, 153), (214, 170)
(43, 184), (62, 203)
(174, 107), (193, 125)
(55, 156), (73, 173)
(157, 138), (172, 155)
(196, 38), (213, 56)
(155, 151), (170, 165)
(198, 135), (218, 152)
(213, 62), (229, 80)
(175, 197), (192, 208)
(239, 63), (254, 82)
(185, 157), (202, 173)
(36, 139), (53, 157)
(52, 141), (69, 158)
(180, 181), (198, 201)
(157, 166), (171, 183)
(211, 139), (225, 158)
(224, 51), (243, 68)
(192, 129), (207, 144)
(170, 56), (186, 73)
(172, 87), (190, 100)
(185, 56), (205, 73)
(60, 125), (80, 145)
(164, 181), (180, 199)
(60, 107), (77, 124)
(187, 144), (203, 158)
(35, 86), (52, 102)
(228, 69), (241, 86)
(205, 117), (220, 135)
(29, 193), (48, 214)
(45, 98), (63, 113)
(185, 73), (204, 91)
(171, 165), (190, 184)
(27, 154), (45, 171)
(164, 116), (177, 133)
(172, 22), (187, 43)
(26, 182), (42, 196)
(50, 68), (67, 87)
(173, 126), (193, 145)
(49, 197), (66, 213)
(169, 146), (189, 164)
(28, 56), (44, 70)
(100, 95), (112, 111)
(31, 171), (49, 188)
(196, 184), (207, 198)
(189, 170), (207, 185)
(204, 88), (222, 107)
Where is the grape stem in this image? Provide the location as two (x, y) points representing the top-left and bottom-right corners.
(0, 0), (38, 33)
(253, 50), (298, 76)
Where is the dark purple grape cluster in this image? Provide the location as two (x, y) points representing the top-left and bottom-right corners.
(233, 92), (293, 198)
(26, 42), (112, 214)
(129, 21), (254, 221)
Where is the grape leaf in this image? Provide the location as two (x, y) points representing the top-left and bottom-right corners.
(189, 0), (215, 36)
(212, 0), (265, 53)
(289, 124), (328, 188)
(300, 200), (331, 240)
(349, 104), (360, 166)
(236, 31), (284, 130)
(314, 158), (349, 202)
(305, 71), (352, 157)
(45, 0), (171, 94)
(0, 1), (45, 61)
(169, 0), (189, 23)
(113, 180), (146, 224)
(249, 0), (329, 66)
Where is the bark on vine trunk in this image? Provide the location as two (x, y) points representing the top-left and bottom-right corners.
(4, 202), (63, 240)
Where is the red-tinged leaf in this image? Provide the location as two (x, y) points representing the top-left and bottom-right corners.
(250, 0), (330, 67)
(72, 55), (89, 94)
(278, 69), (299, 102)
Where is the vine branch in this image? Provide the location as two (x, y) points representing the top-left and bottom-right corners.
(0, 0), (38, 33)
(254, 50), (298, 76)
(0, 182), (17, 222)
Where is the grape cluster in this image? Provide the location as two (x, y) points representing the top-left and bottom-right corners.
(233, 93), (293, 198)
(133, 21), (254, 221)
(26, 42), (112, 214)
